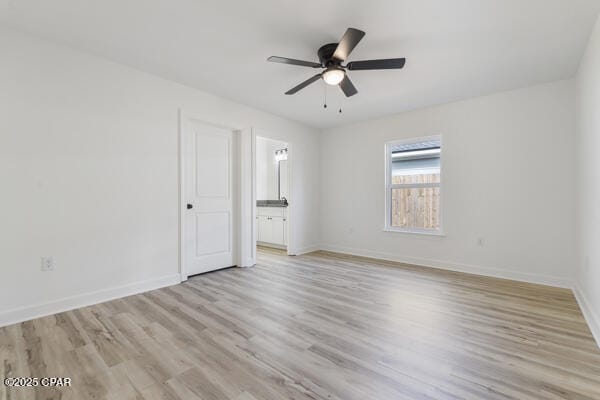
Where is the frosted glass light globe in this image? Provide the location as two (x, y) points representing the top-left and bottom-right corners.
(323, 68), (345, 85)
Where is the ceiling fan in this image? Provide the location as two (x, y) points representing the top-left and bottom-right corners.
(268, 28), (406, 97)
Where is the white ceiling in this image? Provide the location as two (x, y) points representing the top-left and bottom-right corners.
(1, 0), (599, 129)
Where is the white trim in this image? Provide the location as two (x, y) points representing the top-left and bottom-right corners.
(250, 130), (258, 264)
(239, 128), (255, 267)
(573, 284), (600, 349)
(384, 135), (443, 235)
(293, 244), (321, 256)
(383, 227), (446, 236)
(178, 110), (188, 281)
(233, 130), (242, 267)
(0, 274), (181, 328)
(286, 142), (294, 255)
(257, 241), (287, 250)
(319, 243), (573, 289)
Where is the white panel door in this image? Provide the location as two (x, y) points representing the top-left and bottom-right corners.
(186, 122), (235, 276)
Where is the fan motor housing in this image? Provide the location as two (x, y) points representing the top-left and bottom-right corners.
(318, 43), (342, 66)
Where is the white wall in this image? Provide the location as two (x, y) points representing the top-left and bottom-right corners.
(0, 27), (320, 326)
(320, 80), (576, 287)
(1, 22), (591, 335)
(256, 136), (287, 200)
(575, 15), (600, 343)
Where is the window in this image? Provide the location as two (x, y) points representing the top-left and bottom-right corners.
(385, 136), (442, 234)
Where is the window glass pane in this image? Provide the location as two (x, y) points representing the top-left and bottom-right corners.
(392, 157), (440, 175)
(391, 141), (440, 185)
(392, 172), (440, 185)
(390, 140), (440, 153)
(391, 187), (440, 230)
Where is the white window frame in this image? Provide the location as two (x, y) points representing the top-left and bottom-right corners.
(384, 135), (444, 236)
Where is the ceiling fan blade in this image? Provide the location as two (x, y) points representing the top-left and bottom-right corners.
(268, 56), (322, 68)
(339, 75), (358, 97)
(285, 74), (322, 95)
(333, 28), (366, 61)
(346, 58), (406, 70)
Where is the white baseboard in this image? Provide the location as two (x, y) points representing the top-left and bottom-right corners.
(573, 284), (600, 348)
(293, 244), (321, 256)
(319, 243), (574, 289)
(257, 241), (287, 250)
(239, 258), (256, 268)
(0, 274), (181, 328)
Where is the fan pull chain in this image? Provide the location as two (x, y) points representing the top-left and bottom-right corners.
(323, 83), (328, 108)
(338, 93), (342, 114)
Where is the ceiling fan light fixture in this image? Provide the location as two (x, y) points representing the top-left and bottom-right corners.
(268, 27), (405, 97)
(322, 67), (345, 86)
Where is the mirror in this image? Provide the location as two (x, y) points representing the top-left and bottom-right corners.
(256, 136), (289, 201)
(279, 159), (289, 200)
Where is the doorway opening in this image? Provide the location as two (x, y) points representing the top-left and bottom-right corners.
(255, 136), (290, 254)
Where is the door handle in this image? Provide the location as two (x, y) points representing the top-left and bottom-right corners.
(187, 204), (193, 210)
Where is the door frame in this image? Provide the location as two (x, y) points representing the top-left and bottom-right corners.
(252, 130), (294, 256)
(179, 110), (252, 281)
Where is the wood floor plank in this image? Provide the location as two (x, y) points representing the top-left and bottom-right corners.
(2, 248), (600, 400)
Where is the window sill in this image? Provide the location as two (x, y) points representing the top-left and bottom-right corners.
(383, 227), (446, 237)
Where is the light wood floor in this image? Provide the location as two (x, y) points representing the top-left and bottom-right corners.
(2, 248), (600, 400)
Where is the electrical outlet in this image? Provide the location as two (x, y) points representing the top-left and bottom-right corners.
(41, 257), (54, 271)
(477, 237), (485, 247)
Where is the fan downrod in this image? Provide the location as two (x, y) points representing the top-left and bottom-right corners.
(318, 43), (341, 67)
